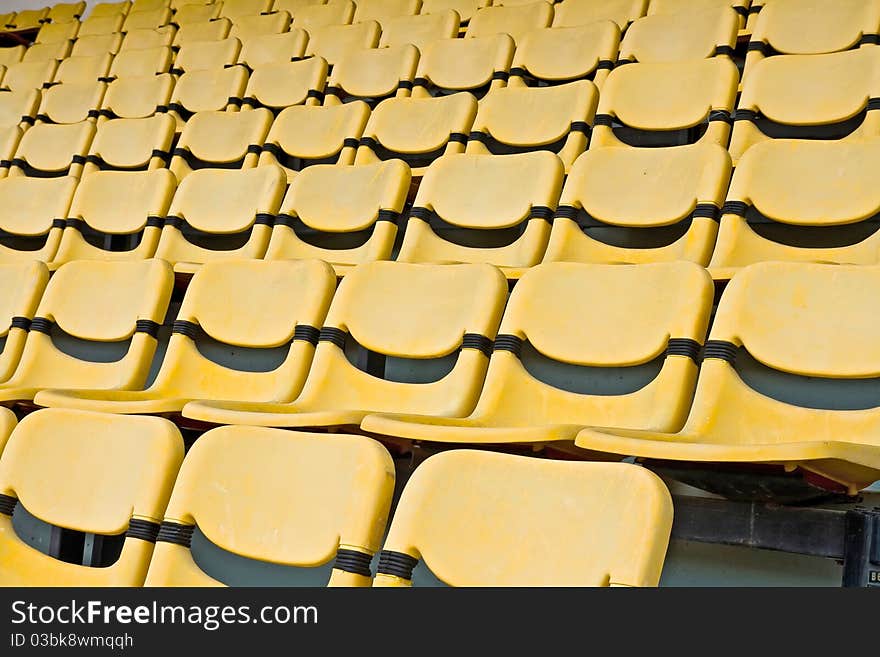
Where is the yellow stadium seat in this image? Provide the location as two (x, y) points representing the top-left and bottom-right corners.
(619, 7), (739, 62)
(122, 7), (172, 31)
(729, 49), (880, 163)
(576, 261), (880, 497)
(53, 54), (114, 85)
(264, 160), (410, 274)
(84, 114), (176, 172)
(419, 0), (489, 25)
(508, 23), (620, 89)
(229, 11), (291, 39)
(70, 33), (124, 57)
(465, 81), (598, 172)
(89, 1), (132, 19)
(181, 260), (508, 427)
(241, 58), (327, 112)
(543, 143), (731, 266)
(709, 139), (880, 279)
(304, 21), (381, 67)
(142, 427), (393, 587)
(591, 58), (738, 148)
(172, 2), (221, 24)
(378, 11), (459, 49)
(746, 0), (880, 78)
(373, 451), (673, 586)
(172, 17), (230, 46)
(396, 152), (564, 276)
(21, 41), (70, 66)
(3, 61), (57, 93)
(34, 20), (79, 44)
(411, 34), (514, 98)
(37, 259), (336, 415)
(166, 67), (249, 130)
(324, 44), (418, 106)
(648, 0), (749, 23)
(274, 0), (328, 15)
(0, 408), (183, 586)
(220, 0), (273, 20)
(46, 2), (87, 23)
(0, 13), (14, 30)
(171, 37), (242, 73)
(154, 165), (286, 273)
(120, 25), (177, 49)
(466, 2), (553, 44)
(354, 93), (477, 176)
(292, 0), (355, 30)
(553, 0), (647, 29)
(0, 46), (25, 68)
(98, 73), (174, 120)
(0, 259), (172, 405)
(0, 263), (49, 385)
(132, 0), (171, 11)
(0, 126), (21, 176)
(353, 0), (421, 23)
(78, 14), (126, 37)
(170, 108), (273, 179)
(0, 176), (77, 263)
(6, 8), (50, 32)
(35, 81), (106, 124)
(106, 45), (173, 78)
(364, 261), (712, 446)
(48, 169), (176, 267)
(172, 0), (215, 7)
(257, 102), (369, 182)
(237, 29), (309, 68)
(0, 89), (40, 129)
(5, 121), (94, 177)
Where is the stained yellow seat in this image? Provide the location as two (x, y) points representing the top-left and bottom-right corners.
(97, 73), (174, 120)
(2, 61), (59, 92)
(237, 30), (309, 68)
(0, 89), (40, 130)
(122, 7), (172, 31)
(48, 169), (176, 267)
(591, 58), (739, 149)
(21, 40), (71, 64)
(170, 109), (272, 179)
(411, 34), (514, 99)
(89, 1), (131, 20)
(372, 451), (673, 586)
(378, 11), (459, 49)
(619, 7), (739, 62)
(37, 259), (336, 415)
(84, 115), (175, 173)
(0, 177), (76, 265)
(0, 46), (25, 69)
(34, 20), (79, 45)
(239, 58), (326, 114)
(5, 121), (95, 178)
(143, 427), (393, 587)
(729, 49), (880, 163)
(0, 408), (183, 586)
(364, 262), (712, 445)
(120, 26), (177, 50)
(396, 152), (564, 276)
(173, 2), (222, 24)
(324, 44), (418, 106)
(264, 161), (410, 274)
(230, 11), (292, 40)
(577, 262), (880, 496)
(54, 54), (114, 85)
(46, 1), (87, 24)
(79, 14), (126, 37)
(154, 165), (287, 274)
(466, 2), (553, 44)
(181, 261), (508, 428)
(257, 102), (369, 182)
(0, 263), (49, 385)
(419, 0), (489, 25)
(70, 33), (124, 57)
(167, 67), (249, 130)
(552, 0), (646, 29)
(172, 37), (242, 74)
(0, 259), (173, 405)
(353, 0), (421, 23)
(292, 1), (356, 31)
(465, 81), (597, 172)
(106, 45), (173, 78)
(508, 23), (620, 89)
(543, 143), (732, 265)
(354, 93), (477, 176)
(709, 139), (880, 279)
(220, 0), (273, 20)
(35, 81), (107, 125)
(304, 21), (381, 67)
(172, 17), (230, 46)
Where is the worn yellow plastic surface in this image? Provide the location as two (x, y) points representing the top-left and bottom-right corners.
(121, 26), (177, 51)
(373, 451), (672, 586)
(99, 74), (174, 120)
(174, 2), (222, 24)
(71, 33), (123, 57)
(46, 1), (86, 24)
(552, 0), (646, 28)
(0, 89), (38, 129)
(0, 177), (76, 267)
(465, 81), (598, 171)
(544, 143), (731, 265)
(35, 21), (79, 45)
(38, 81), (107, 124)
(109, 46), (173, 78)
(237, 30), (309, 68)
(86, 114), (175, 172)
(8, 121), (95, 178)
(122, 7), (172, 31)
(173, 18), (230, 46)
(466, 2), (552, 43)
(22, 41), (71, 64)
(2, 61), (58, 92)
(175, 37), (242, 73)
(265, 160), (410, 272)
(182, 261), (507, 427)
(0, 260), (172, 403)
(220, 0), (272, 19)
(8, 8), (50, 30)
(592, 58), (739, 148)
(325, 44), (418, 104)
(243, 57), (327, 111)
(379, 10), (459, 49)
(79, 14), (125, 37)
(230, 12), (292, 40)
(305, 21), (381, 66)
(411, 34), (514, 97)
(145, 427), (393, 587)
(620, 7), (739, 62)
(0, 263), (49, 384)
(90, 1), (131, 20)
(576, 262), (880, 493)
(37, 259), (336, 414)
(363, 262), (712, 444)
(293, 0), (355, 30)
(396, 151), (564, 273)
(168, 67), (249, 130)
(257, 102), (368, 182)
(0, 409), (183, 586)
